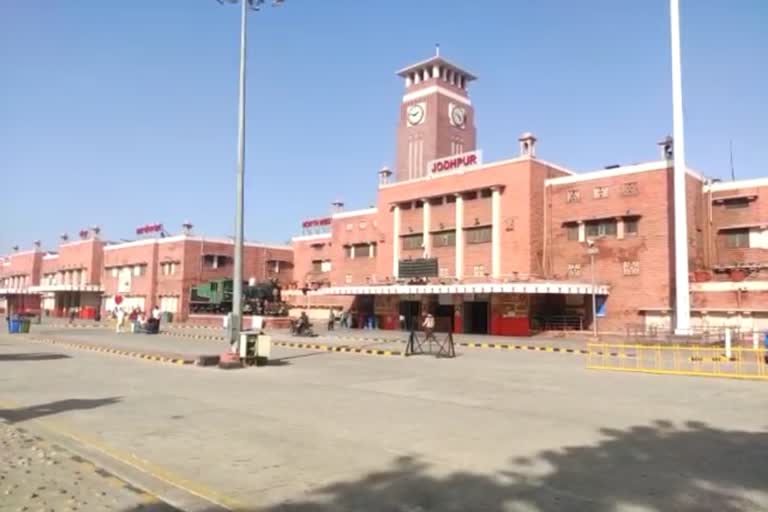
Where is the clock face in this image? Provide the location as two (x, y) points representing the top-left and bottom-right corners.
(451, 106), (466, 127)
(407, 104), (425, 126)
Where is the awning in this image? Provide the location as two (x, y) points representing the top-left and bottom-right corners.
(27, 284), (104, 293)
(717, 221), (768, 231)
(0, 288), (37, 296)
(312, 282), (610, 296)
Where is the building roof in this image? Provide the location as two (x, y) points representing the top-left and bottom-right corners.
(396, 56), (477, 81)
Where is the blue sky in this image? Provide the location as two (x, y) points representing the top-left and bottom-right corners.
(2, 1), (766, 251)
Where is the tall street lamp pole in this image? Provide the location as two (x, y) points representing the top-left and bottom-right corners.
(219, 0), (283, 348)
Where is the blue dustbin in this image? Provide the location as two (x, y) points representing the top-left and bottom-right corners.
(7, 319), (21, 334)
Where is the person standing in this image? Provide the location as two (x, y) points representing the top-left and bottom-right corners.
(151, 305), (162, 334)
(115, 307), (125, 333)
(327, 308), (335, 331)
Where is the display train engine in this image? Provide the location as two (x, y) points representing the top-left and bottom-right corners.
(189, 279), (287, 316)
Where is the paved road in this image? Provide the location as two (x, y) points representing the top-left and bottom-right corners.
(1, 329), (767, 511)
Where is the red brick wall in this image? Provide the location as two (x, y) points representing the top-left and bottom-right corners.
(547, 166), (673, 331)
(710, 184), (768, 266)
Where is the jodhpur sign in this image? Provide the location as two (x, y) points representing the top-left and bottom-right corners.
(427, 150), (482, 175)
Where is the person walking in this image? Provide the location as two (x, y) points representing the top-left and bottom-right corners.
(422, 313), (435, 341)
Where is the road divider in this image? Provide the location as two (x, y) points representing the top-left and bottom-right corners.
(25, 337), (196, 366)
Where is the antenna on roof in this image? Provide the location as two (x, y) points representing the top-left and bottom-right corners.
(729, 139), (736, 181)
(435, 43), (440, 57)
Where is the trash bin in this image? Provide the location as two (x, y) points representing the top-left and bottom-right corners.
(20, 319), (31, 333)
(8, 319), (21, 334)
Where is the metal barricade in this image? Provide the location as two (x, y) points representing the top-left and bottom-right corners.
(587, 343), (768, 380)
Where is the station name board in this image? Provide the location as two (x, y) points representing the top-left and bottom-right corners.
(302, 218), (332, 229)
(136, 223), (163, 235)
(428, 150), (482, 174)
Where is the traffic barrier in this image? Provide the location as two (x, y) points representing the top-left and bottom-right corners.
(586, 343), (768, 380)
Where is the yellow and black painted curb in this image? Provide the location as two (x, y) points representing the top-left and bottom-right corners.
(271, 340), (402, 357)
(162, 330), (401, 357)
(459, 341), (637, 358)
(163, 331), (226, 342)
(26, 337), (194, 366)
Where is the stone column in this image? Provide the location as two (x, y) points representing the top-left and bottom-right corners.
(392, 205), (401, 279)
(422, 199), (432, 257)
(491, 187), (502, 278)
(578, 221), (586, 243)
(616, 217), (625, 240)
(455, 193), (464, 280)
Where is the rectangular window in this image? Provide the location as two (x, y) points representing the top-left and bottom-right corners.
(622, 260), (641, 276)
(311, 260), (323, 272)
(439, 267), (449, 278)
(464, 191), (478, 201)
(725, 229), (750, 248)
(321, 260), (332, 272)
(466, 226), (492, 244)
(724, 198), (750, 209)
(346, 223), (353, 231)
(355, 244), (371, 258)
(345, 273), (353, 284)
(566, 189), (581, 203)
(566, 224), (579, 241)
(359, 221), (367, 229)
(111, 268), (118, 278)
(446, 195), (457, 204)
(480, 189), (492, 198)
(133, 265), (144, 277)
(402, 234), (424, 250)
(473, 264), (485, 277)
(625, 218), (639, 236)
(433, 230), (456, 247)
(585, 219), (617, 238)
(593, 186), (609, 199)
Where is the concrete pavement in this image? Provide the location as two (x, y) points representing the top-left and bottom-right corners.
(1, 329), (767, 511)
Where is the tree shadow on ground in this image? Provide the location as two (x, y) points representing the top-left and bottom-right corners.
(0, 352), (71, 361)
(120, 420), (768, 512)
(0, 397), (122, 423)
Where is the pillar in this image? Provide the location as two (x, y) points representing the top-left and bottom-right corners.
(392, 205), (401, 279)
(578, 221), (586, 243)
(369, 242), (375, 259)
(491, 187), (502, 278)
(455, 193), (464, 280)
(616, 217), (625, 240)
(350, 245), (356, 259)
(422, 199), (432, 257)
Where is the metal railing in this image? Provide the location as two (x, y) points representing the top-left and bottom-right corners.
(624, 324), (749, 345)
(534, 315), (584, 331)
(587, 342), (768, 380)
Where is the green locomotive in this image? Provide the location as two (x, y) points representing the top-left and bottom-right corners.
(189, 279), (287, 316)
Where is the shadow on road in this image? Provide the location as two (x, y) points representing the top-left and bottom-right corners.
(119, 420), (768, 512)
(0, 352), (71, 361)
(0, 397), (122, 423)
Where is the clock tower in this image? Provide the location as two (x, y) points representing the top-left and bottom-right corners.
(394, 51), (477, 182)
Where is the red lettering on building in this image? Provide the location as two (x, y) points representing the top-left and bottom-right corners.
(136, 223), (163, 235)
(430, 152), (479, 174)
(301, 218), (332, 229)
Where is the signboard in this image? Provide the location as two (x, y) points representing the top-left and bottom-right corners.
(136, 223), (163, 236)
(398, 258), (439, 279)
(427, 150), (482, 175)
(301, 217), (332, 235)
